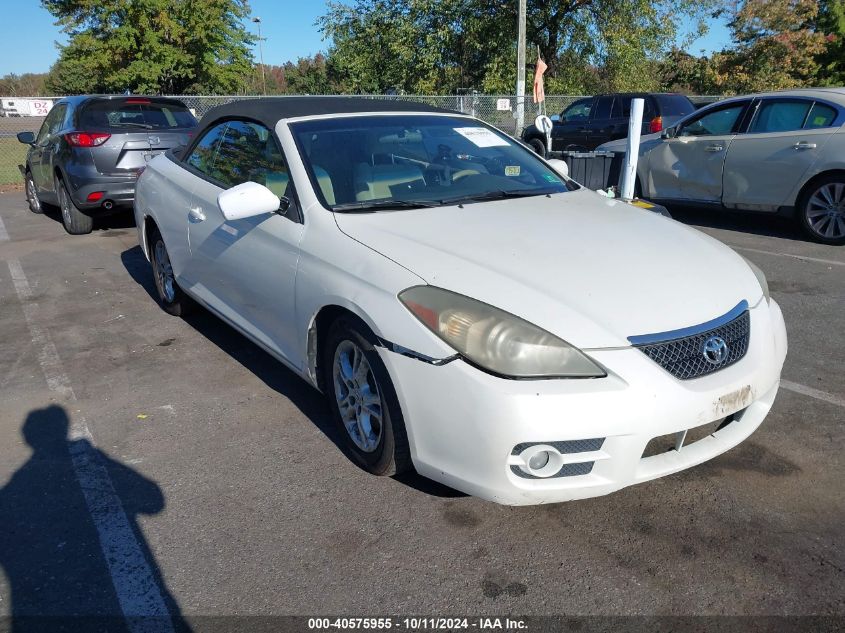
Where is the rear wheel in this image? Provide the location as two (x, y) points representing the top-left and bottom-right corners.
(24, 169), (43, 214)
(798, 175), (845, 245)
(322, 316), (411, 476)
(149, 228), (195, 316)
(56, 175), (93, 235)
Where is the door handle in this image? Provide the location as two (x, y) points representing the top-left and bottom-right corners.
(188, 207), (206, 222)
(705, 144), (724, 152)
(794, 141), (817, 150)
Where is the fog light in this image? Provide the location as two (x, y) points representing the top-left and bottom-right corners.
(528, 451), (550, 470)
(86, 191), (104, 202)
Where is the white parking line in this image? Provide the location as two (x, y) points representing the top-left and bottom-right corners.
(734, 246), (845, 268)
(780, 379), (845, 409)
(5, 248), (174, 631)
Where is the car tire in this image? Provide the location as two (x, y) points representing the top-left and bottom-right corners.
(322, 315), (412, 476)
(149, 227), (195, 317)
(24, 169), (43, 214)
(56, 175), (93, 235)
(798, 174), (845, 245)
(527, 137), (546, 157)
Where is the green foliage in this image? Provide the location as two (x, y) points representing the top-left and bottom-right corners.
(318, 0), (719, 95)
(816, 0), (845, 85)
(664, 0), (831, 94)
(42, 0), (254, 95)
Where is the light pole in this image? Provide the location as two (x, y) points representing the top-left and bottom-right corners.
(252, 16), (266, 95)
(515, 0), (526, 135)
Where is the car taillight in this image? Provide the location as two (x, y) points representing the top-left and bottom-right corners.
(649, 116), (663, 133)
(66, 132), (111, 147)
(124, 98), (151, 104)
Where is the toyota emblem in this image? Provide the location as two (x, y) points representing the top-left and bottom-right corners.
(702, 336), (729, 364)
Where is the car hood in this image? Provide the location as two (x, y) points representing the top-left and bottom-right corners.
(334, 189), (762, 349)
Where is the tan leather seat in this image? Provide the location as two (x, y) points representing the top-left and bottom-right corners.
(353, 163), (425, 201)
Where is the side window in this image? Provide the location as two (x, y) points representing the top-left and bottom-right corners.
(804, 102), (838, 129)
(592, 96), (614, 120)
(185, 122), (228, 176)
(750, 100), (811, 133)
(210, 120), (289, 197)
(678, 104), (745, 137)
(612, 96), (627, 119)
(36, 104), (66, 144)
(562, 99), (591, 121)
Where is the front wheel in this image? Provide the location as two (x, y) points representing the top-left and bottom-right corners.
(56, 176), (93, 235)
(527, 137), (546, 157)
(322, 316), (411, 476)
(798, 175), (845, 245)
(149, 228), (195, 316)
(25, 170), (43, 214)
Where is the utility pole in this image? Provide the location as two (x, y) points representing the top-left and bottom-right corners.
(252, 17), (266, 96)
(515, 0), (526, 135)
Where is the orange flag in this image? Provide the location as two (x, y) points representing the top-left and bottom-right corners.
(533, 56), (547, 104)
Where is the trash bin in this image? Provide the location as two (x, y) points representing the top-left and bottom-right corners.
(550, 150), (623, 191)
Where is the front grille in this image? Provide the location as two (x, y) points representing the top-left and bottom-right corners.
(633, 310), (750, 380)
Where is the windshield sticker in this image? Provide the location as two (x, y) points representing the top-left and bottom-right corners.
(504, 165), (521, 176)
(454, 127), (510, 148)
(542, 173), (561, 183)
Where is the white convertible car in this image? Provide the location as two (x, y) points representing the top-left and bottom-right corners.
(134, 98), (787, 505)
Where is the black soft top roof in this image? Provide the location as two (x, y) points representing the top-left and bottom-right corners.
(195, 96), (457, 133)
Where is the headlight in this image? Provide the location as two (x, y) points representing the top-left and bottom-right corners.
(398, 286), (605, 378)
(742, 256), (770, 303)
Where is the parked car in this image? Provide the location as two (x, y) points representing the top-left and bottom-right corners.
(522, 92), (696, 154)
(598, 88), (845, 244)
(17, 95), (197, 234)
(134, 97), (786, 505)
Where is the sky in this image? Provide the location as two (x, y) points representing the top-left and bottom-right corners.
(0, 1), (731, 77)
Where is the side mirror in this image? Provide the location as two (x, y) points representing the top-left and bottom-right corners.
(546, 158), (569, 179)
(217, 181), (282, 221)
(17, 131), (35, 145)
(661, 126), (676, 139)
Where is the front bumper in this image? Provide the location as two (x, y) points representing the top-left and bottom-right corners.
(380, 299), (787, 505)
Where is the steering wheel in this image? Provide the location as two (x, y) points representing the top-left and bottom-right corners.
(451, 169), (481, 182)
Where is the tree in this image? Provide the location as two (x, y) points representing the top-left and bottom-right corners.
(42, 0), (254, 95)
(0, 73), (51, 96)
(815, 0), (845, 85)
(318, 0), (720, 95)
(282, 54), (338, 94)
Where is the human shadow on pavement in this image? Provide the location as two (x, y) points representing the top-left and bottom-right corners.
(0, 405), (190, 633)
(119, 245), (464, 499)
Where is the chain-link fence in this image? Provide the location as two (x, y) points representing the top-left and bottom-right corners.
(0, 94), (725, 188)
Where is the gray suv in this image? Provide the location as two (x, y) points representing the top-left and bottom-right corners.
(17, 95), (197, 234)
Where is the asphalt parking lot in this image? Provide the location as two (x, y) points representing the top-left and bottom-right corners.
(0, 192), (843, 626)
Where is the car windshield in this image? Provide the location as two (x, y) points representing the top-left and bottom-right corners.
(290, 115), (573, 211)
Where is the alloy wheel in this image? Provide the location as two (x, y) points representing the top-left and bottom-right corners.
(26, 175), (40, 212)
(59, 184), (71, 226)
(332, 340), (383, 453)
(153, 240), (176, 303)
(806, 182), (845, 240)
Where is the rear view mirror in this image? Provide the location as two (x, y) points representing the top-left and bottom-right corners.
(16, 131), (35, 145)
(546, 158), (569, 179)
(217, 181), (281, 221)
